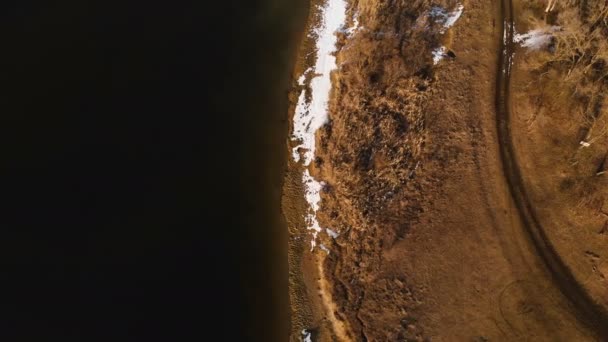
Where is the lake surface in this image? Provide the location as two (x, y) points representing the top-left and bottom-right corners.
(0, 1), (307, 341)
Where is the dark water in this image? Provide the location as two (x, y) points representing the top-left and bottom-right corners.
(0, 1), (307, 341)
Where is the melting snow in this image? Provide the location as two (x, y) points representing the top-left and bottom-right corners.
(347, 13), (361, 35)
(302, 169), (324, 249)
(514, 26), (560, 50)
(319, 244), (331, 254)
(297, 71), (308, 86)
(444, 5), (464, 29)
(302, 330), (313, 342)
(430, 4), (464, 33)
(292, 0), (347, 250)
(326, 228), (339, 239)
(430, 4), (464, 64)
(433, 46), (447, 64)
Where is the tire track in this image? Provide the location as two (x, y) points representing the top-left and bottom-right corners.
(495, 0), (608, 338)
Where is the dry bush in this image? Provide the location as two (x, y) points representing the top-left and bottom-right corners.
(517, 1), (608, 213)
(313, 1), (464, 340)
(524, 1), (608, 145)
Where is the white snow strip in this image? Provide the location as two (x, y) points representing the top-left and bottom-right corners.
(292, 0), (347, 165)
(514, 26), (560, 50)
(292, 0), (347, 250)
(433, 46), (447, 64)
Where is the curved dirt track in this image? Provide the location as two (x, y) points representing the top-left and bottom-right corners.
(496, 0), (608, 337)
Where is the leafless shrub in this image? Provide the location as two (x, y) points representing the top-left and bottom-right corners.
(529, 2), (607, 144)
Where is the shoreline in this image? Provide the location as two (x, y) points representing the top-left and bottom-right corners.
(283, 0), (355, 339)
(283, 0), (326, 338)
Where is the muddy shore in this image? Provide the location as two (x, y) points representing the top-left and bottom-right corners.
(284, 0), (344, 339)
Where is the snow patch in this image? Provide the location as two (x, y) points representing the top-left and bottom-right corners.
(297, 70), (309, 86)
(433, 46), (447, 64)
(514, 26), (560, 50)
(444, 4), (464, 29)
(302, 330), (313, 342)
(319, 244), (330, 254)
(430, 4), (464, 64)
(326, 228), (339, 239)
(292, 0), (347, 250)
(430, 4), (464, 33)
(302, 169), (323, 236)
(347, 13), (361, 35)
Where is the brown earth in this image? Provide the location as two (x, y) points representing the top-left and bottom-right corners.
(287, 0), (608, 340)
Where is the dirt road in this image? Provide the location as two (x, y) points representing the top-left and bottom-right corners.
(497, 0), (608, 337)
